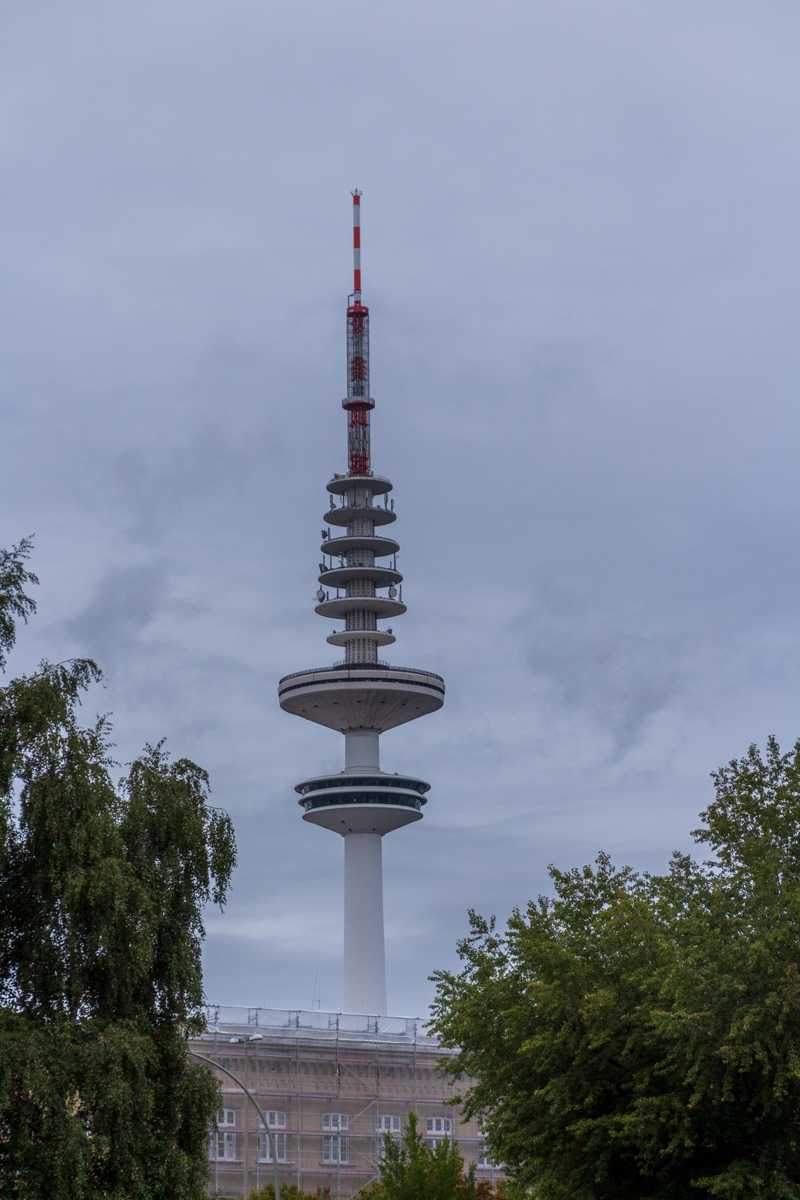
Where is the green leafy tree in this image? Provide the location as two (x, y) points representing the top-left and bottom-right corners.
(359, 1112), (485, 1200)
(0, 539), (237, 1200)
(380, 1113), (471, 1200)
(431, 736), (800, 1200)
(244, 1144), (506, 1200)
(242, 1186), (331, 1200)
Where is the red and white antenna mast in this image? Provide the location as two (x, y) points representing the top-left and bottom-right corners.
(343, 189), (374, 476)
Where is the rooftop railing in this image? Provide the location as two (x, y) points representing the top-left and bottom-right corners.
(201, 1005), (436, 1043)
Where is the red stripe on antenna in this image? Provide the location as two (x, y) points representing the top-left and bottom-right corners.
(352, 189), (362, 300)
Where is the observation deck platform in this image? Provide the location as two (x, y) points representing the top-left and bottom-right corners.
(326, 473), (393, 497)
(278, 663), (445, 733)
(326, 505), (396, 528)
(322, 534), (400, 557)
(314, 595), (406, 619)
(295, 769), (430, 834)
(326, 629), (396, 649)
(317, 564), (402, 588)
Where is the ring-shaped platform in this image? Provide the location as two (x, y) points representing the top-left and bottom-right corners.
(294, 771), (430, 797)
(326, 630), (396, 649)
(303, 802), (422, 835)
(326, 506), (396, 528)
(277, 664), (445, 732)
(314, 596), (406, 619)
(321, 535), (400, 557)
(327, 474), (393, 497)
(318, 565), (402, 588)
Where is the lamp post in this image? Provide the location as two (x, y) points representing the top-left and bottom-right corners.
(190, 1050), (281, 1200)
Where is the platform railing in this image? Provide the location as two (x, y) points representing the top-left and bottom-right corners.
(278, 663), (444, 685)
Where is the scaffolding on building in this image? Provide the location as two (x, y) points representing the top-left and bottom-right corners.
(195, 1006), (500, 1200)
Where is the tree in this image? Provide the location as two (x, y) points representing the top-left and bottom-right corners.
(359, 1113), (504, 1200)
(378, 1113), (473, 1200)
(0, 539), (237, 1200)
(242, 1125), (506, 1200)
(430, 736), (800, 1200)
(242, 1187), (332, 1200)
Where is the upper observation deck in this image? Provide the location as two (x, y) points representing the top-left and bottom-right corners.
(278, 662), (445, 733)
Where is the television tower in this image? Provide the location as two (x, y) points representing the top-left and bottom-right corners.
(278, 192), (445, 1016)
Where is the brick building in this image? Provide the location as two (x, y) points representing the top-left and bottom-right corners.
(194, 1006), (499, 1198)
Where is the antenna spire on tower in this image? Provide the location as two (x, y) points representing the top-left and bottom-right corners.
(352, 189), (362, 301)
(344, 189), (374, 477)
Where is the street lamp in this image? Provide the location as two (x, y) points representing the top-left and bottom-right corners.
(190, 1048), (281, 1200)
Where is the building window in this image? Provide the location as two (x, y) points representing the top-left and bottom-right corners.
(209, 1131), (237, 1160)
(258, 1132), (288, 1162)
(257, 1111), (287, 1161)
(323, 1135), (349, 1163)
(263, 1111), (286, 1129)
(217, 1109), (236, 1128)
(322, 1113), (349, 1131)
(426, 1118), (452, 1137)
(478, 1147), (497, 1169)
(376, 1115), (402, 1158)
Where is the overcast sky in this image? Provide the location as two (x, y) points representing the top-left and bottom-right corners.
(2, 0), (800, 1018)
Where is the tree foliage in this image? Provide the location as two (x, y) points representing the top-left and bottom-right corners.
(378, 1113), (473, 1200)
(0, 540), (237, 1200)
(242, 1187), (333, 1200)
(243, 1123), (506, 1200)
(431, 737), (800, 1199)
(0, 537), (37, 672)
(358, 1113), (504, 1200)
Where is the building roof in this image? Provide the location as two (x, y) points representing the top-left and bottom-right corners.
(200, 1005), (449, 1053)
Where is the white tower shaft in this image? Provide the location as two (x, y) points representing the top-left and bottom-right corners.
(343, 833), (387, 1015)
(345, 729), (380, 770)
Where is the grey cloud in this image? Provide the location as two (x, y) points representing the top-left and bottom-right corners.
(1, 0), (799, 1018)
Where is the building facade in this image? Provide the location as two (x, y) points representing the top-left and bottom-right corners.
(195, 1007), (498, 1199)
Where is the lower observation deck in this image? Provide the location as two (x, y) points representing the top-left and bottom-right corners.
(278, 663), (445, 733)
(295, 769), (431, 834)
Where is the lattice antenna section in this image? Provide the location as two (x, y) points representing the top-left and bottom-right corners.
(343, 190), (375, 476)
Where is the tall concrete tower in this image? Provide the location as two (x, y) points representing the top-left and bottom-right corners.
(278, 192), (444, 1016)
